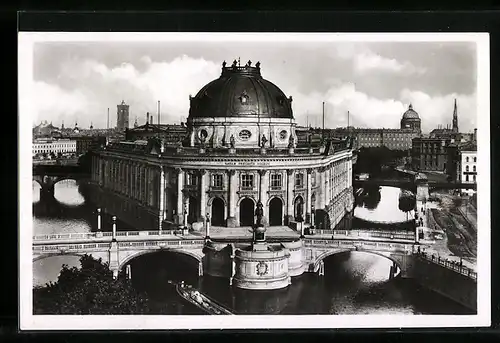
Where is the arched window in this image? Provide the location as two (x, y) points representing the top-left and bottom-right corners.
(473, 165), (476, 172)
(474, 157), (477, 162)
(466, 165), (469, 172)
(466, 156), (469, 162)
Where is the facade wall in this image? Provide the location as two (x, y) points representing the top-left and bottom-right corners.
(411, 138), (449, 172)
(330, 128), (418, 150)
(91, 146), (354, 231)
(460, 150), (477, 195)
(32, 139), (77, 156)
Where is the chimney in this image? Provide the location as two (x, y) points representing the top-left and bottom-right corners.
(157, 100), (161, 127)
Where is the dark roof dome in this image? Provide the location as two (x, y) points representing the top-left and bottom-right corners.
(402, 103), (420, 120)
(188, 60), (294, 119)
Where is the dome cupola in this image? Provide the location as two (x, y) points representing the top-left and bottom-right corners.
(188, 59), (293, 120)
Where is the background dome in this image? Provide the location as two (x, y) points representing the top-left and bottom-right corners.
(188, 61), (294, 119)
(402, 104), (420, 120)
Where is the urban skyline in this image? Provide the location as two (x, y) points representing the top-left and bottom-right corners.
(33, 40), (477, 133)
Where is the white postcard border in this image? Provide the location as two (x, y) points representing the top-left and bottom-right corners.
(19, 32), (491, 330)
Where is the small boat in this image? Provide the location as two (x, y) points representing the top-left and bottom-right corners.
(169, 280), (235, 315)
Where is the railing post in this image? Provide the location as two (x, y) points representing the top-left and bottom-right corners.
(112, 215), (117, 241)
(97, 208), (102, 231)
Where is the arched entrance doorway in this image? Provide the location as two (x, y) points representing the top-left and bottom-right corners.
(269, 197), (283, 226)
(187, 196), (198, 224)
(294, 196), (304, 222)
(239, 198), (255, 227)
(211, 197), (225, 226)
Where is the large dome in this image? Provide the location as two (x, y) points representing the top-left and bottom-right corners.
(402, 103), (420, 120)
(188, 60), (294, 120)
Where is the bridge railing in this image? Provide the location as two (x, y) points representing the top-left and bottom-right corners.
(33, 239), (206, 254)
(332, 229), (415, 241)
(303, 238), (413, 253)
(33, 230), (179, 241)
(416, 251), (477, 281)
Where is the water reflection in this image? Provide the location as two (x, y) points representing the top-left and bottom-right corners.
(32, 179), (472, 315)
(54, 180), (85, 206)
(355, 186), (415, 223)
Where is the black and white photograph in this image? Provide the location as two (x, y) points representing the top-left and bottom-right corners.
(19, 32), (490, 329)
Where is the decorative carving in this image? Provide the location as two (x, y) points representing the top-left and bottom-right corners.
(232, 59), (237, 68)
(246, 60), (252, 67)
(222, 60), (226, 68)
(261, 134), (268, 148)
(288, 134), (295, 148)
(198, 169), (206, 176)
(255, 200), (264, 225)
(239, 90), (249, 105)
(256, 261), (269, 276)
(255, 61), (261, 69)
(258, 169), (267, 176)
(230, 134), (236, 148)
(307, 168), (314, 175)
(286, 169), (294, 176)
(226, 169), (235, 176)
(174, 167), (183, 175)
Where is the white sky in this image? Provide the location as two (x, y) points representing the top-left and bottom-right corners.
(32, 39), (477, 133)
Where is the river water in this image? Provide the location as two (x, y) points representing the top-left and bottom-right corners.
(32, 180), (472, 315)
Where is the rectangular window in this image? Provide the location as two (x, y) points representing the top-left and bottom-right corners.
(466, 174), (469, 182)
(295, 173), (304, 188)
(212, 174), (223, 189)
(271, 173), (282, 189)
(241, 174), (254, 190)
(187, 173), (198, 186)
(311, 172), (316, 187)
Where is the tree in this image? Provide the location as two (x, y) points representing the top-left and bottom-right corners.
(33, 254), (151, 315)
(398, 192), (416, 221)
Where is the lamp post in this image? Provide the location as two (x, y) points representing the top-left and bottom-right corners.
(310, 203), (315, 235)
(97, 208), (101, 231)
(112, 215), (117, 241)
(205, 212), (211, 239)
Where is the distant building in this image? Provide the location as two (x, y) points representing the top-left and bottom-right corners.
(32, 121), (60, 138)
(459, 142), (477, 195)
(411, 137), (450, 172)
(125, 119), (187, 144)
(74, 136), (108, 155)
(117, 100), (130, 131)
(326, 104), (421, 151)
(32, 138), (76, 156)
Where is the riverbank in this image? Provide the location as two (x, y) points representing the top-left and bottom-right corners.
(421, 191), (477, 269)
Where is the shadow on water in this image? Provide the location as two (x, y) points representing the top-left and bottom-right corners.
(126, 251), (204, 315)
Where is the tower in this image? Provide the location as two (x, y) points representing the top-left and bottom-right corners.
(452, 98), (459, 133)
(116, 100), (130, 131)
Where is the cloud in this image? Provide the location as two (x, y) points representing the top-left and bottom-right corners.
(33, 81), (88, 126)
(32, 51), (476, 134)
(353, 51), (426, 75)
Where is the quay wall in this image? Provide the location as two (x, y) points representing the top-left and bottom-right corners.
(412, 257), (477, 312)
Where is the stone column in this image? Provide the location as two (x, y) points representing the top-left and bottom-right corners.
(158, 165), (165, 232)
(306, 168), (313, 224)
(258, 170), (268, 225)
(319, 167), (326, 209)
(286, 169), (294, 224)
(325, 166), (331, 205)
(175, 168), (184, 226)
(226, 169), (237, 227)
(199, 169), (207, 221)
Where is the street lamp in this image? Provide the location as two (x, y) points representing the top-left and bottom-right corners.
(310, 203), (315, 235)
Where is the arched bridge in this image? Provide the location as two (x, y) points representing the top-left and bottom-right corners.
(33, 164), (90, 197)
(32, 231), (418, 279)
(33, 233), (206, 278)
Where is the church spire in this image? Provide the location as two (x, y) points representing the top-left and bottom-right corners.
(452, 98), (459, 133)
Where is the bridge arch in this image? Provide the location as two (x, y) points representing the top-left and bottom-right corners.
(118, 248), (203, 271)
(33, 252), (85, 262)
(314, 248), (403, 275)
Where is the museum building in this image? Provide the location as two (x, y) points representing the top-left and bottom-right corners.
(90, 60), (355, 233)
